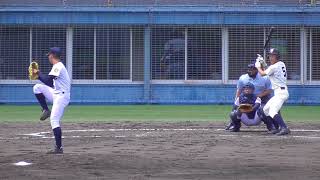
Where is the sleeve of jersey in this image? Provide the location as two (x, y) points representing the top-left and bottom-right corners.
(49, 66), (61, 77)
(38, 72), (55, 88)
(264, 65), (275, 76)
(236, 77), (243, 89)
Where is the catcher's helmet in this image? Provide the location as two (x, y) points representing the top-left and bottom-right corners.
(268, 48), (280, 59)
(243, 82), (255, 90)
(247, 62), (257, 69)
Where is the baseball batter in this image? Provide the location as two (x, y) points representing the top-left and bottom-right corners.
(255, 48), (290, 135)
(32, 47), (71, 153)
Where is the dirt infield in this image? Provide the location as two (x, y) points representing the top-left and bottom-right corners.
(1, 122), (320, 180)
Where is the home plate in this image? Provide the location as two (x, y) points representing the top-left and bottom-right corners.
(13, 161), (32, 166)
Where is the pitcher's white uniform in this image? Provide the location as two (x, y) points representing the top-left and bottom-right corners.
(263, 61), (289, 118)
(33, 62), (71, 129)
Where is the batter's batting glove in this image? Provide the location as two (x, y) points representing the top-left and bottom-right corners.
(256, 54), (268, 68)
(255, 60), (261, 68)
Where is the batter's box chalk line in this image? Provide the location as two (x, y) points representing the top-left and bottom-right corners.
(17, 128), (320, 140)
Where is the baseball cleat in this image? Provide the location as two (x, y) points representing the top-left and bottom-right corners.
(269, 128), (280, 134)
(225, 123), (234, 130)
(230, 128), (240, 132)
(40, 110), (51, 121)
(47, 147), (63, 154)
(276, 128), (291, 136)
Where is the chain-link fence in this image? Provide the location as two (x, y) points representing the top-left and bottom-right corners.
(1, 25), (319, 83)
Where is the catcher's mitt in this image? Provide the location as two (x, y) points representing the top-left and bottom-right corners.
(238, 104), (253, 113)
(28, 61), (39, 80)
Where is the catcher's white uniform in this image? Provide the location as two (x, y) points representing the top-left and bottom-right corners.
(263, 61), (289, 118)
(33, 62), (71, 129)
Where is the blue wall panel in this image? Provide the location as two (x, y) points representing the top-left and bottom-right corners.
(1, 84), (320, 105)
(151, 85), (320, 105)
(150, 84), (235, 104)
(71, 84), (144, 104)
(0, 84), (144, 104)
(2, 6), (320, 25)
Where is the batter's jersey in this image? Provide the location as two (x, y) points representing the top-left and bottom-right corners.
(49, 62), (71, 94)
(265, 61), (287, 89)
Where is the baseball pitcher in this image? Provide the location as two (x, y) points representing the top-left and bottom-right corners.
(29, 47), (71, 153)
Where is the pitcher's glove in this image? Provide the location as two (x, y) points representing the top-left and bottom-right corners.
(28, 61), (39, 80)
(238, 104), (253, 113)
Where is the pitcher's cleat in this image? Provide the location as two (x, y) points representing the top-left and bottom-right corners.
(47, 147), (63, 154)
(40, 110), (51, 121)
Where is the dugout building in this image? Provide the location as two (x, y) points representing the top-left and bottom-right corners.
(0, 0), (320, 104)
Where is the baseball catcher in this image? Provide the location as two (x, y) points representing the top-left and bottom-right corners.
(228, 82), (263, 132)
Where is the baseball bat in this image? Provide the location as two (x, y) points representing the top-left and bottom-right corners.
(263, 27), (275, 50)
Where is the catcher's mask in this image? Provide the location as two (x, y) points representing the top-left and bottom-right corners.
(243, 82), (255, 94)
(247, 63), (258, 78)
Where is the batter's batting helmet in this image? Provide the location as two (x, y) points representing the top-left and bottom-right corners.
(268, 48), (280, 59)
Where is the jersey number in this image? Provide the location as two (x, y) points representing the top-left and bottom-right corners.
(282, 67), (287, 77)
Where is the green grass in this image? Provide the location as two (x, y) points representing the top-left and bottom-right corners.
(0, 105), (319, 123)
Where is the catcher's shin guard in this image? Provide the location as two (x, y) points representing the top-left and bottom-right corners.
(230, 111), (241, 132)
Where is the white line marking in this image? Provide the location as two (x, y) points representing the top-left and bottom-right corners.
(218, 134), (320, 139)
(216, 128), (320, 132)
(16, 128), (320, 140)
(115, 135), (126, 138)
(135, 132), (152, 137)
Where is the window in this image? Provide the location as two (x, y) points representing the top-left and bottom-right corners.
(152, 27), (185, 80)
(72, 26), (133, 80)
(32, 27), (66, 74)
(96, 26), (131, 80)
(309, 28), (320, 81)
(73, 27), (94, 79)
(187, 27), (222, 80)
(0, 26), (29, 80)
(228, 26), (264, 80)
(269, 27), (300, 80)
(132, 27), (144, 81)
